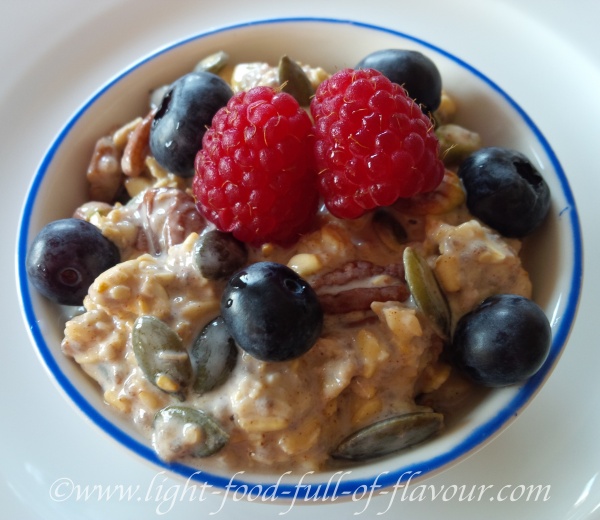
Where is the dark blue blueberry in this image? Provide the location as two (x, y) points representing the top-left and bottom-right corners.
(449, 294), (552, 387)
(26, 218), (120, 306)
(150, 72), (233, 177)
(356, 49), (442, 113)
(458, 147), (551, 237)
(220, 262), (323, 362)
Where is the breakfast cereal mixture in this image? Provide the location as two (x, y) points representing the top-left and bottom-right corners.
(26, 50), (552, 471)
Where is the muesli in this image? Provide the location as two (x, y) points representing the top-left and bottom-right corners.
(26, 49), (552, 471)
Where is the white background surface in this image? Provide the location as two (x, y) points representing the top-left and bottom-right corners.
(2, 0), (599, 518)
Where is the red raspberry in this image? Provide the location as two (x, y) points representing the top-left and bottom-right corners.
(310, 68), (444, 219)
(193, 86), (318, 245)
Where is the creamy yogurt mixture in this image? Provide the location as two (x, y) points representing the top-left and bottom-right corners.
(59, 57), (533, 471)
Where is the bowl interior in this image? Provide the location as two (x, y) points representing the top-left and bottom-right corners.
(17, 18), (582, 497)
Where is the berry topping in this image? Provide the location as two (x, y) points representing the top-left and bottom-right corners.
(356, 49), (443, 113)
(449, 294), (552, 387)
(220, 262), (323, 362)
(150, 72), (233, 177)
(310, 68), (445, 219)
(193, 86), (319, 245)
(458, 147), (551, 237)
(26, 218), (120, 306)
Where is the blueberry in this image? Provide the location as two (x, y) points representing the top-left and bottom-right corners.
(356, 49), (442, 113)
(458, 147), (551, 237)
(26, 218), (120, 306)
(449, 294), (552, 387)
(221, 262), (323, 362)
(150, 72), (233, 177)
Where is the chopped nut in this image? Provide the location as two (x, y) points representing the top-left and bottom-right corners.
(261, 243), (275, 257)
(104, 389), (131, 413)
(155, 374), (180, 393)
(382, 306), (423, 337)
(288, 253), (322, 277)
(182, 423), (204, 446)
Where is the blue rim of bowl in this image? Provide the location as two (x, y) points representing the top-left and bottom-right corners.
(17, 16), (583, 499)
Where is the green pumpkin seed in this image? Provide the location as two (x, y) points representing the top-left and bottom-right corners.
(193, 51), (230, 75)
(191, 317), (238, 394)
(436, 124), (482, 166)
(278, 55), (314, 106)
(331, 412), (444, 461)
(372, 210), (408, 251)
(132, 315), (193, 395)
(154, 405), (229, 458)
(403, 246), (451, 339)
(194, 230), (247, 281)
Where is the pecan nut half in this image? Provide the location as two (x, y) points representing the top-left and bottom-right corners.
(311, 261), (409, 314)
(121, 110), (155, 177)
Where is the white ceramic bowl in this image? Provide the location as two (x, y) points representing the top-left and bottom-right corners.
(17, 17), (582, 500)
